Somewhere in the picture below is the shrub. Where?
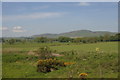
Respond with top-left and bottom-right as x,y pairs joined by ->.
37,58 -> 66,73
35,46 -> 53,59
64,62 -> 75,66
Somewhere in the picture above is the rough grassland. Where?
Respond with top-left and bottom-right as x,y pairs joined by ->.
2,42 -> 118,78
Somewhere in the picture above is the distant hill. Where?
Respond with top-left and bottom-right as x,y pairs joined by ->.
32,30 -> 116,38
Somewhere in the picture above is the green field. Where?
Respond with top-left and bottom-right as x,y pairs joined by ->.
2,42 -> 118,78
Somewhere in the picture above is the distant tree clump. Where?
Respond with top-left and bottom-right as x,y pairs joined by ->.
58,36 -> 72,42
2,33 -> 120,44
8,39 -> 16,45
35,37 -> 48,43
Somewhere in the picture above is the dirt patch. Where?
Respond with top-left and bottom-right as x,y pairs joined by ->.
28,51 -> 64,57
27,51 -> 39,56
52,53 -> 64,57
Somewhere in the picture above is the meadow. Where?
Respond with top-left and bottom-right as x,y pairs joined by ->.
2,42 -> 118,78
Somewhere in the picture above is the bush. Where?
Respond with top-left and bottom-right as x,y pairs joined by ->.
35,46 -> 53,59
37,58 -> 66,73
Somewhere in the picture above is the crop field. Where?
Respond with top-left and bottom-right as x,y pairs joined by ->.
2,42 -> 118,78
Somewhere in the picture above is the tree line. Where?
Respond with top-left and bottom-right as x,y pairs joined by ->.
1,33 -> 120,44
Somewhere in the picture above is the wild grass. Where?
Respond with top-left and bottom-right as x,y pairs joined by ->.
2,42 -> 118,78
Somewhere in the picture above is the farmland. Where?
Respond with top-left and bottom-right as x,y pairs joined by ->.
2,42 -> 118,78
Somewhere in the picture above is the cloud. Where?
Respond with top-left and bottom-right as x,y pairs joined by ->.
0,26 -> 26,33
3,12 -> 66,21
17,6 -> 50,12
12,26 -> 26,32
32,6 -> 49,10
78,2 -> 90,6
0,27 -> 8,31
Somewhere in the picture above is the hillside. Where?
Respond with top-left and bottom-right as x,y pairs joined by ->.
32,30 -> 116,38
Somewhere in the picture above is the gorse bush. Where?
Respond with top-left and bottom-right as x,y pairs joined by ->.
37,58 -> 65,73
36,47 -> 76,73
64,62 -> 75,66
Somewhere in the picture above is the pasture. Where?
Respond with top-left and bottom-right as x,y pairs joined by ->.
2,42 -> 118,78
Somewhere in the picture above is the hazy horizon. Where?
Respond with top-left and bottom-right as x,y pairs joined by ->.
1,2 -> 118,37
1,29 -> 117,38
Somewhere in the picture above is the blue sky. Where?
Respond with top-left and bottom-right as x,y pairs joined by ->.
2,2 -> 118,37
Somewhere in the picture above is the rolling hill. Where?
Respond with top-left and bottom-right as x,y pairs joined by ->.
32,30 -> 116,38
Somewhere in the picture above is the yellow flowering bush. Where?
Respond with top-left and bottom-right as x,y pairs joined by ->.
37,58 -> 65,73
64,62 -> 75,66
37,58 -> 75,73
79,73 -> 88,78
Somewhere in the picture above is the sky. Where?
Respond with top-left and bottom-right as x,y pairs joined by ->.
1,2 -> 118,37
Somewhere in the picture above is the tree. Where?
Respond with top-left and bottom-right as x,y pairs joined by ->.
1,38 -> 5,43
58,36 -> 72,42
73,37 -> 82,43
103,34 -> 111,42
8,39 -> 16,45
112,33 -> 120,41
35,37 -> 48,43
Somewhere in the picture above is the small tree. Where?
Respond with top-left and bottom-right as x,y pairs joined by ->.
8,39 -> 16,45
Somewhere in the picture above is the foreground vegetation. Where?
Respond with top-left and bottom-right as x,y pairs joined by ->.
2,42 -> 118,78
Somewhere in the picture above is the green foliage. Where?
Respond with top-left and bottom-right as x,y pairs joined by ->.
58,36 -> 72,42
2,33 -> 120,44
35,46 -> 53,59
35,37 -> 48,43
2,42 -> 118,78
3,53 -> 38,63
8,39 -> 16,45
72,38 -> 82,43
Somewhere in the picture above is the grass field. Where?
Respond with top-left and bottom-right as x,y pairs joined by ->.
2,42 -> 118,78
